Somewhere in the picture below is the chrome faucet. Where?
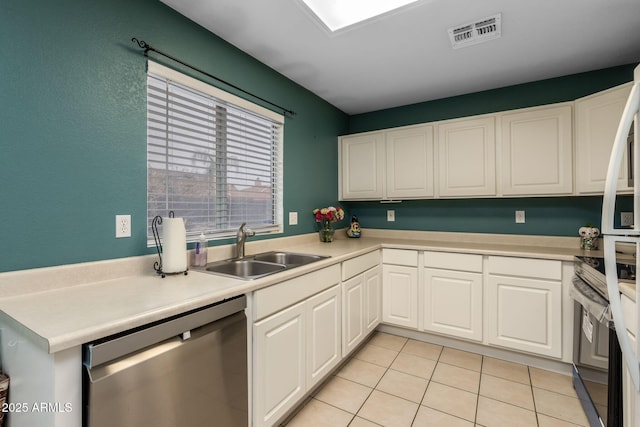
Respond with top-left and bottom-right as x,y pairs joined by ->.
235,222 -> 255,259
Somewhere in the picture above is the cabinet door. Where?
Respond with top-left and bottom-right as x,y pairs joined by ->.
386,125 -> 434,198
486,275 -> 562,358
575,83 -> 633,194
306,285 -> 341,390
500,104 -> 573,195
339,132 -> 385,200
382,264 -> 418,329
254,302 -> 305,427
364,265 -> 382,334
342,274 -> 365,356
423,268 -> 482,341
437,116 -> 496,197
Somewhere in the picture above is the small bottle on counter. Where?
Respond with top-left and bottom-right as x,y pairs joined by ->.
195,232 -> 208,266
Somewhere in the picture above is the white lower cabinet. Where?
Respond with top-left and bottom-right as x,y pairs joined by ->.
486,256 -> 563,358
343,273 -> 365,355
252,265 -> 341,427
364,265 -> 382,334
342,250 -> 382,356
306,285 -> 342,389
251,249 -> 572,426
382,249 -> 418,329
422,252 -> 483,341
254,302 -> 306,427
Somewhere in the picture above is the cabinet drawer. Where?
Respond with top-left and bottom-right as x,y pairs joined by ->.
254,264 -> 341,320
342,250 -> 381,281
382,249 -> 418,267
487,256 -> 561,281
423,251 -> 482,273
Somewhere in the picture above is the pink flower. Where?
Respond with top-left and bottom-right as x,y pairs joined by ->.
313,206 -> 345,223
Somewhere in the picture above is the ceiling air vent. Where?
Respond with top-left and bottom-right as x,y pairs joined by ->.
448,13 -> 501,49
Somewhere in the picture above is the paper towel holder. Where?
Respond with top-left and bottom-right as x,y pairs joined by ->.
152,211 -> 189,278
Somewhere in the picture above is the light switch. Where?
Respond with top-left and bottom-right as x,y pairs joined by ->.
387,210 -> 395,222
515,210 -> 525,224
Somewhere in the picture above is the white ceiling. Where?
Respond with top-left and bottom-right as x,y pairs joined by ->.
160,0 -> 640,115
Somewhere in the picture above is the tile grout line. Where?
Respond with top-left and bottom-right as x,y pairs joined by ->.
347,334 -> 406,426
475,355 -> 484,425
358,335 -> 454,426
528,365 -> 540,426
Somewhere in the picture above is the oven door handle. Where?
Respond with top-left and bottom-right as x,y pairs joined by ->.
604,235 -> 640,391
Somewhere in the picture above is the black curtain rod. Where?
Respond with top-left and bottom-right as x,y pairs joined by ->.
132,38 -> 296,117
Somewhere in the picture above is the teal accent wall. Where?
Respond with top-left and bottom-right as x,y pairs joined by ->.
0,0 -> 636,272
348,64 -> 636,133
0,0 -> 348,272
345,196 -> 633,237
343,64 -> 637,238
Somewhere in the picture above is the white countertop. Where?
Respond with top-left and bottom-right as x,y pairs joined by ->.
0,230 -> 613,354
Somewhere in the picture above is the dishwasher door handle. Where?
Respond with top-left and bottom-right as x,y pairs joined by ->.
84,295 -> 246,368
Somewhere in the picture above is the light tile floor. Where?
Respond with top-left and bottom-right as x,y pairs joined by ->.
283,332 -> 595,427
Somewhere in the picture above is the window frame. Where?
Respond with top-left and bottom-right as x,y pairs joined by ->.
146,61 -> 284,245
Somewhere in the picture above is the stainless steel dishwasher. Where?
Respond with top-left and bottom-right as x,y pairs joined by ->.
83,295 -> 247,427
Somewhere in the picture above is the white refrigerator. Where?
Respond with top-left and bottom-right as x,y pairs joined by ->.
602,63 -> 640,424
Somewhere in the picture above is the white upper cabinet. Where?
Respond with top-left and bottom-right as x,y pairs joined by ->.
575,83 -> 633,194
500,103 -> 573,196
339,81 -> 634,200
386,125 -> 434,198
339,132 -> 385,200
339,125 -> 434,200
437,116 -> 496,197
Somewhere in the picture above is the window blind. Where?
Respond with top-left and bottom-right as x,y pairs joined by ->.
146,61 -> 284,244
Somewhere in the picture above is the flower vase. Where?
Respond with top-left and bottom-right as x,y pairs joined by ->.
319,220 -> 335,242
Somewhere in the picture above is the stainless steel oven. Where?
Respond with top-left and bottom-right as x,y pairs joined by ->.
572,256 -> 623,427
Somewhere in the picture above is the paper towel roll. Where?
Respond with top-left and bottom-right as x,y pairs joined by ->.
162,217 -> 187,273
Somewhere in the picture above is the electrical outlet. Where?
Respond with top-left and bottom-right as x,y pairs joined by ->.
621,212 -> 634,227
515,210 -> 525,224
387,210 -> 395,222
289,211 -> 298,226
116,215 -> 131,238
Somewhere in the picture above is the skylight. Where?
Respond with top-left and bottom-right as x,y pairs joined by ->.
301,0 -> 420,32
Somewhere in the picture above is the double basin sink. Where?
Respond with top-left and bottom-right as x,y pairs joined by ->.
198,251 -> 329,280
